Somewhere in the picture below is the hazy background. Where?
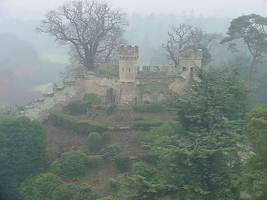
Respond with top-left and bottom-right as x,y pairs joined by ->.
1,0 -> 266,20
0,0 -> 267,106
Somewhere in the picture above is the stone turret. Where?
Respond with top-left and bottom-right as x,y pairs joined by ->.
179,49 -> 202,77
118,46 -> 139,83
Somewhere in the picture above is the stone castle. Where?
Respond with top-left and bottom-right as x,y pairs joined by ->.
23,46 -> 202,121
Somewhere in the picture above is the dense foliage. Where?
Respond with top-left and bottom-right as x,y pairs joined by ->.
0,116 -> 47,200
237,105 -> 267,199
221,14 -> 267,86
19,173 -> 62,200
88,132 -> 103,152
67,99 -> 92,115
114,153 -> 131,172
118,67 -> 250,199
49,111 -> 107,134
19,173 -> 97,200
58,150 -> 88,180
133,102 -> 163,113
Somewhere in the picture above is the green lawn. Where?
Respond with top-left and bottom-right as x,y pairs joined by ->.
40,53 -> 69,64
31,83 -> 53,92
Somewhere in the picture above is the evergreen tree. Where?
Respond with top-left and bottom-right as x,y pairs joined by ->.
0,116 -> 47,200
237,105 -> 267,199
155,67 -> 249,199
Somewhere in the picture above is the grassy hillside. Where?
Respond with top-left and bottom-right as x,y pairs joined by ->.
43,103 -> 175,199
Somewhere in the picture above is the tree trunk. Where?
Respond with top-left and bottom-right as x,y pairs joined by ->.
248,55 -> 257,87
84,46 -> 95,71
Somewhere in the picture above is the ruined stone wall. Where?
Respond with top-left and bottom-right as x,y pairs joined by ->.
23,75 -> 85,121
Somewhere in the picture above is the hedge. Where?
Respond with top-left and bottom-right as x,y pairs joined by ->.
83,93 -> 102,104
132,102 -> 163,113
49,111 -> 107,134
67,100 -> 92,115
131,120 -> 164,130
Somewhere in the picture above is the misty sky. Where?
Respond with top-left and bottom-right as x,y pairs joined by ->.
1,0 -> 266,20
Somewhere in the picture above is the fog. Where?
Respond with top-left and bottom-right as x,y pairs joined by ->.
0,0 -> 267,106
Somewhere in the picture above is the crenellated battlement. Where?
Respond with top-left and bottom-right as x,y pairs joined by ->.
179,49 -> 203,60
117,45 -> 139,59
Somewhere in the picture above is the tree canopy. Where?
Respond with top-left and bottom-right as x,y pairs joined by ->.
117,67 -> 250,199
0,116 -> 47,200
221,14 -> 267,86
37,0 -> 128,71
237,105 -> 267,199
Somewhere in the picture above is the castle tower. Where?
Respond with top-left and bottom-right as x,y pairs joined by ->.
118,46 -> 139,83
179,49 -> 202,77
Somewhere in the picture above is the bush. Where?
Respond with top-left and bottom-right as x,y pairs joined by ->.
49,111 -> 108,134
138,152 -> 160,165
59,150 -> 88,180
52,184 -> 96,200
102,144 -> 121,156
88,132 -> 102,152
75,120 -> 107,135
67,100 -> 92,115
133,102 -> 163,113
106,104 -> 117,115
87,155 -> 102,168
19,173 -> 62,200
133,162 -> 157,180
131,131 -> 145,143
132,120 -> 164,130
83,93 -> 102,104
114,153 -> 131,172
102,132 -> 111,143
109,178 -> 119,190
50,160 -> 62,174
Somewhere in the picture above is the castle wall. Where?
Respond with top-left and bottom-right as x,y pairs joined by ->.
23,75 -> 85,121
23,46 -> 202,121
84,72 -> 121,104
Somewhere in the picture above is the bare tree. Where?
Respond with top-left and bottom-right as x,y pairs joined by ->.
163,23 -> 215,67
36,0 -> 128,71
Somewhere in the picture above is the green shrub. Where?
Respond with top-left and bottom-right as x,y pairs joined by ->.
131,131 -> 145,142
133,102 -> 163,113
59,150 -> 88,180
132,120 -> 164,130
138,152 -> 160,165
134,116 -> 145,121
50,160 -> 62,174
114,153 -> 130,172
106,104 -> 117,115
102,144 -> 121,156
75,120 -> 107,135
102,152 -> 111,161
67,100 -> 92,115
87,155 -> 102,168
49,111 -> 78,130
49,111 -> 107,134
102,132 -> 111,143
52,184 -> 96,200
109,178 -> 119,190
133,162 -> 157,180
88,132 -> 102,152
83,93 -> 101,104
19,173 -> 62,200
